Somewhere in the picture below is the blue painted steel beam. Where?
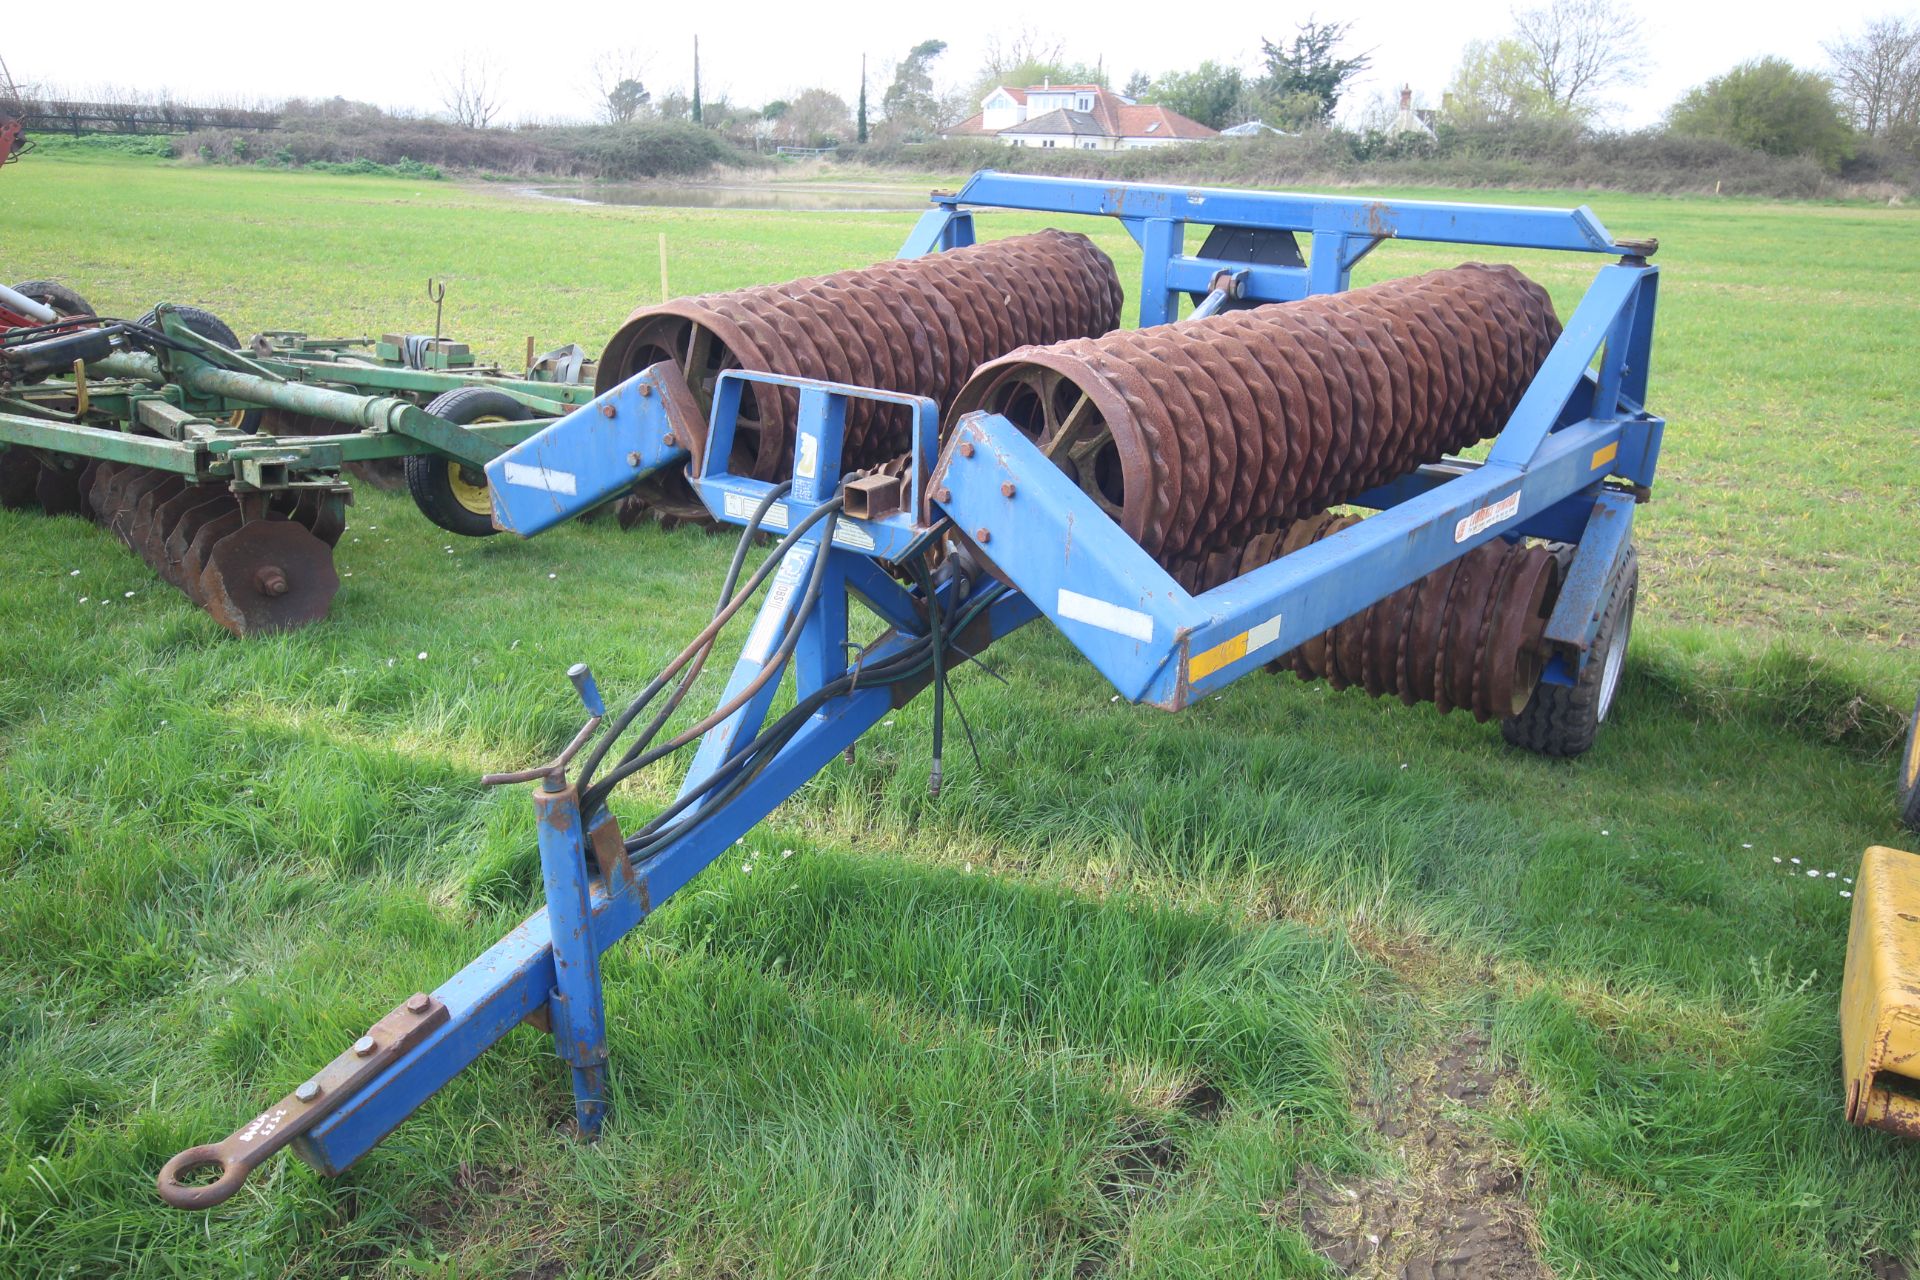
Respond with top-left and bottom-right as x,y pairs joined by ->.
939,171 -> 1624,254
534,782 -> 608,1136
484,361 -> 692,537
292,589 -> 1035,1178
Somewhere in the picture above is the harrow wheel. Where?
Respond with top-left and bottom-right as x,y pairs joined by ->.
403,386 -> 521,537
12,280 -> 94,320
1501,545 -> 1637,758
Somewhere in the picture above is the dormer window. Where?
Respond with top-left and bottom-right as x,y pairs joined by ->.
1077,95 -> 1091,111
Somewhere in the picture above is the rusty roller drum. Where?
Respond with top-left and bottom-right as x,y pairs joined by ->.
1175,512 -> 1563,722
952,263 -> 1561,564
80,460 -> 345,636
596,230 -> 1123,522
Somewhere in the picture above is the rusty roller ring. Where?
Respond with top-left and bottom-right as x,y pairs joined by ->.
956,264 -> 1560,562
598,230 -> 1123,512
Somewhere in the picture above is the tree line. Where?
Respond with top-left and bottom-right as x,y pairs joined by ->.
558,5 -> 1918,173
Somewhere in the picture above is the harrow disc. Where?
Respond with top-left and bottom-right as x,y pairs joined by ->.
198,519 -> 339,636
33,459 -> 88,517
0,448 -> 39,509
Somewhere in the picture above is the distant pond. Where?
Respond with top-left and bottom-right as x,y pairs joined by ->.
516,182 -> 932,212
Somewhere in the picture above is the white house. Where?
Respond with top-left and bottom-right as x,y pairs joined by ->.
946,83 -> 1218,151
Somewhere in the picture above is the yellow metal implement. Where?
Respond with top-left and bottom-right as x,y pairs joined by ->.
1841,846 -> 1920,1138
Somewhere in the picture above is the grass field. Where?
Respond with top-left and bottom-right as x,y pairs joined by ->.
1,151 -> 1917,1279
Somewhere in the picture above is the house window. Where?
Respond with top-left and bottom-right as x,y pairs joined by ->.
1077,95 -> 1091,110
1042,139 -> 1055,148
1081,141 -> 1096,149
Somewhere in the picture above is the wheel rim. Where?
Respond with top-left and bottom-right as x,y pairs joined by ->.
1596,597 -> 1632,722
446,413 -> 506,517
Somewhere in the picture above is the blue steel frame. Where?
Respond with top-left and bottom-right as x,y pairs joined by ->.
234,176 -> 1661,1192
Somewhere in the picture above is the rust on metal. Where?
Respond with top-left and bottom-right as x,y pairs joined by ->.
1174,511 -> 1563,721
79,460 -> 348,636
156,994 -> 449,1209
952,263 -> 1562,564
596,230 -> 1122,527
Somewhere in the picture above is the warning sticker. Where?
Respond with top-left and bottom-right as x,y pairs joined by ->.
722,491 -> 790,528
1454,491 -> 1520,543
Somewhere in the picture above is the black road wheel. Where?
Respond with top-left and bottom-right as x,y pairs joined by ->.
1501,545 -> 1638,759
139,305 -> 263,433
11,279 -> 94,320
1900,688 -> 1920,834
404,386 -> 524,538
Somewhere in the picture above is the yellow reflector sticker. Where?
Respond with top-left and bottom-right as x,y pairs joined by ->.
1590,441 -> 1619,471
1189,614 -> 1283,682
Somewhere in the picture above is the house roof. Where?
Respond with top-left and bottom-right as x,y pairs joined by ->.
943,84 -> 1219,143
1004,108 -> 1112,138
984,86 -> 1028,104
1111,103 -> 1217,140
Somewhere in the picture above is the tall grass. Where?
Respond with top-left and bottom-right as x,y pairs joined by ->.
1,154 -> 1917,1277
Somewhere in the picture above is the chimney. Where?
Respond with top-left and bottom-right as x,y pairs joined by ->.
1399,85 -> 1413,110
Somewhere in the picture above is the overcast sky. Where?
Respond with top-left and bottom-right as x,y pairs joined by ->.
8,0 -> 1900,130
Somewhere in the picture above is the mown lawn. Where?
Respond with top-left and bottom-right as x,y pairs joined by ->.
1,151 -> 1917,1279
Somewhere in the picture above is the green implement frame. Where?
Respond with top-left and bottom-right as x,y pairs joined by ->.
0,305 -> 601,635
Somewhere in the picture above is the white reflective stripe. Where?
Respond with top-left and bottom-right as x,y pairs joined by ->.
1057,589 -> 1154,642
1246,613 -> 1284,652
501,461 -> 577,495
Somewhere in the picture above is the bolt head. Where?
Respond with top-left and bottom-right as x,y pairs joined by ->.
639,384 -> 653,397
1000,482 -> 1017,498
957,440 -> 975,458
933,487 -> 951,504
973,527 -> 992,544
600,404 -> 617,418
406,992 -> 432,1015
626,451 -> 642,467
294,1080 -> 321,1103
663,432 -> 677,447
353,1035 -> 377,1057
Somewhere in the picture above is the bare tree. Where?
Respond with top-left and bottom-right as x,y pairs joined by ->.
1825,15 -> 1920,135
980,26 -> 1068,81
439,52 -> 503,129
588,49 -> 652,124
1509,0 -> 1647,118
